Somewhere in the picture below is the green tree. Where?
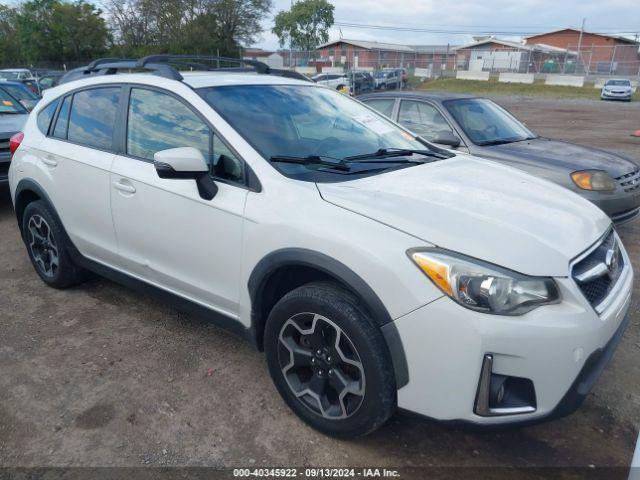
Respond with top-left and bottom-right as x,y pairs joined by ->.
272,0 -> 334,52
14,0 -> 108,64
0,5 -> 21,65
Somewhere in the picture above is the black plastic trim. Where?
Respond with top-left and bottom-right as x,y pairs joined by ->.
248,248 -> 409,388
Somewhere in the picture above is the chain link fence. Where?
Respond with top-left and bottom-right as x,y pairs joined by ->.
282,43 -> 640,81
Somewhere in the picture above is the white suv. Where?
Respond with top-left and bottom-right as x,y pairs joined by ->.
8,57 -> 633,438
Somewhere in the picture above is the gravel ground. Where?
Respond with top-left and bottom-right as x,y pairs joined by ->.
0,96 -> 639,472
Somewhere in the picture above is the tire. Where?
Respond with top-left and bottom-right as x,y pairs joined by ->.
264,282 -> 396,438
22,200 -> 88,289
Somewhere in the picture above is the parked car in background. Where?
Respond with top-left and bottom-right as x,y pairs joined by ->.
601,79 -> 634,102
348,71 -> 374,94
360,91 -> 640,224
0,68 -> 35,81
37,72 -> 65,91
312,73 -> 349,91
0,88 -> 29,182
373,69 -> 402,90
0,69 -> 40,95
8,56 -> 634,438
0,81 -> 41,111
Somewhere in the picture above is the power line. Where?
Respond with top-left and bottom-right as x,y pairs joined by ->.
333,21 -> 640,37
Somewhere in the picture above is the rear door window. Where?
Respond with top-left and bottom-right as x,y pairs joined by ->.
68,87 -> 120,150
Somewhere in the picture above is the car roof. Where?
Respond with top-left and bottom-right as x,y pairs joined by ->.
40,71 -> 316,99
358,91 -> 479,103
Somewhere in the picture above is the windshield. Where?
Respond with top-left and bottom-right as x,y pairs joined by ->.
197,84 -> 435,182
444,98 -> 535,146
605,80 -> 630,86
0,89 -> 26,114
374,72 -> 387,78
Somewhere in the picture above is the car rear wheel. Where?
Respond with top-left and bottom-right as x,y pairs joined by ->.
22,201 -> 88,288
264,282 -> 396,438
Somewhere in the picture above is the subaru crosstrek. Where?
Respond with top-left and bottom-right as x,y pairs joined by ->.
8,58 -> 633,437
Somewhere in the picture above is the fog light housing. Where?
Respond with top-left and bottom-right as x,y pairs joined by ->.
475,354 -> 537,416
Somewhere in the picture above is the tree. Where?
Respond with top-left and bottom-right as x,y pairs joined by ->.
272,0 -> 334,52
210,0 -> 272,55
105,0 -> 271,58
13,0 -> 109,64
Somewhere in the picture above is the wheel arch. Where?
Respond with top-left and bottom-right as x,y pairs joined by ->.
248,248 -> 409,388
14,179 -> 57,238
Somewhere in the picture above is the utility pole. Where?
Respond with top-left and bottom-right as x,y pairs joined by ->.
577,18 -> 585,73
289,0 -> 294,69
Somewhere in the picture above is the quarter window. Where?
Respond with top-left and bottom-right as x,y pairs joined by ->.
37,99 -> 59,135
67,87 -> 120,150
52,95 -> 71,139
398,100 -> 453,141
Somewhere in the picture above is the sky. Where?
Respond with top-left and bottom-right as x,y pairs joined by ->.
254,0 -> 640,50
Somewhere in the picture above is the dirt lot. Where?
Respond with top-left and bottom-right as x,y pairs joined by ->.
0,96 -> 639,472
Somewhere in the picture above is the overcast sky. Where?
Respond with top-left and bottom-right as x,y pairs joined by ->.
254,0 -> 640,50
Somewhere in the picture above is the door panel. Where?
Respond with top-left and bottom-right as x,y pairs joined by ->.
40,87 -> 121,263
41,138 -> 117,262
110,157 -> 247,316
109,87 -> 248,317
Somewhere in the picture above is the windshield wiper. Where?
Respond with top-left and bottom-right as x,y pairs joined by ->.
479,136 -> 537,146
344,147 -> 448,161
269,155 -> 351,171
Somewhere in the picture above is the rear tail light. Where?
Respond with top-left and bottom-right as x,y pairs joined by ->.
9,132 -> 24,157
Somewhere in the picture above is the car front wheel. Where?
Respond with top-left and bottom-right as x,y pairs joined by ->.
264,282 -> 396,438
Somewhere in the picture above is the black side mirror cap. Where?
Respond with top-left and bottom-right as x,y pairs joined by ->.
432,132 -> 461,148
154,161 -> 218,200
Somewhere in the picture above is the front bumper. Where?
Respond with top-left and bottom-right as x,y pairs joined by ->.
393,248 -> 633,425
601,90 -> 632,100
582,189 -> 640,225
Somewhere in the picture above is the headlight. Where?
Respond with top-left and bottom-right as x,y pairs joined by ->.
571,170 -> 616,191
408,249 -> 559,315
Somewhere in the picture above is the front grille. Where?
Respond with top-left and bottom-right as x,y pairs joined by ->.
572,230 -> 624,308
616,168 -> 640,193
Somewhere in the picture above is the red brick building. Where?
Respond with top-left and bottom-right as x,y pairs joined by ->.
315,39 -> 455,70
524,29 -> 640,75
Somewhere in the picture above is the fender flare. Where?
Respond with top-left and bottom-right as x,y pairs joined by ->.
248,248 -> 409,388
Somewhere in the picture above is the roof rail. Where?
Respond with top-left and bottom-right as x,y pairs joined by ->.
137,54 -> 272,74
86,57 -> 135,70
58,54 -> 312,86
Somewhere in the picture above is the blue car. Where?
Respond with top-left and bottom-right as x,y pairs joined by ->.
0,80 -> 41,111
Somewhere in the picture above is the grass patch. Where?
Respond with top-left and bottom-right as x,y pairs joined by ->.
412,78 -> 640,101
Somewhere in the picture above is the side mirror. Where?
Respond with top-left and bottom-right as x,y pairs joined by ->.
432,131 -> 461,148
153,147 -> 218,200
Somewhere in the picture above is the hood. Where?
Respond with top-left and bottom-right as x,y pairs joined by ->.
0,113 -> 28,137
317,156 -> 611,277
476,138 -> 638,177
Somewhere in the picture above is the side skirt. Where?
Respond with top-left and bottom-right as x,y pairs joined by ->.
66,246 -> 259,349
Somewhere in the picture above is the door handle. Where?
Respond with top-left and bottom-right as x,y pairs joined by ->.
41,156 -> 57,167
113,180 -> 136,194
